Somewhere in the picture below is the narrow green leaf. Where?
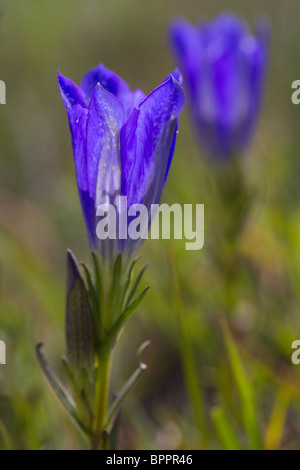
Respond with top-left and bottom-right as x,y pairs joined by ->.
211,406 -> 243,450
108,254 -> 123,320
265,389 -> 290,450
220,316 -> 262,449
120,256 -> 140,309
109,408 -> 121,451
62,356 -> 93,423
91,251 -> 103,306
105,341 -> 150,430
125,263 -> 149,307
103,286 -> 150,353
36,342 -> 91,436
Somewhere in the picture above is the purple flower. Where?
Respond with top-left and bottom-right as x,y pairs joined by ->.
58,64 -> 184,262
170,13 -> 269,160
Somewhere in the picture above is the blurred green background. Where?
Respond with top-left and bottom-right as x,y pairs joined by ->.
1,0 -> 300,450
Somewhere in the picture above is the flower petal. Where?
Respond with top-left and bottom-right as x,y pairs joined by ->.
120,73 -> 184,210
170,14 -> 269,160
204,13 -> 248,50
87,83 -> 124,213
58,73 -> 124,247
81,63 -> 131,100
164,119 -> 178,183
63,104 -> 97,246
237,21 -> 269,149
58,72 -> 87,110
81,63 -> 145,121
86,85 -> 125,261
170,20 -> 202,100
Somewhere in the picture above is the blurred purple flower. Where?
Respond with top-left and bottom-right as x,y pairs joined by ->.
58,64 -> 184,261
170,13 -> 269,160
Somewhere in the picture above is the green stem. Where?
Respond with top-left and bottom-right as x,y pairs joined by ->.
91,352 -> 112,449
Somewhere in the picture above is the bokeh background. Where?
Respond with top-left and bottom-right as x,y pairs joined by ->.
1,0 -> 300,449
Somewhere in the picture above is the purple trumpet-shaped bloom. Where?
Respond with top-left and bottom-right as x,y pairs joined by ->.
170,13 -> 269,160
58,64 -> 184,262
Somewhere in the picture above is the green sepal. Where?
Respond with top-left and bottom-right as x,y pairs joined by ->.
107,254 -> 123,324
91,251 -> 103,307
120,256 -> 140,308
125,262 -> 149,308
103,285 -> 150,354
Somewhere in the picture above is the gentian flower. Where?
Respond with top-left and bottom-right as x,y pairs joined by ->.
170,13 -> 269,160
58,64 -> 184,263
38,64 -> 184,446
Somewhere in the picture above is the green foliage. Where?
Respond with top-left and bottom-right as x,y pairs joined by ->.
36,250 -> 149,448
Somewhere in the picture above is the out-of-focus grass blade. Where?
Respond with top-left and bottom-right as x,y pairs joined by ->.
169,250 -> 206,439
265,389 -> 290,450
0,419 -> 13,450
220,316 -> 262,449
211,406 -> 243,450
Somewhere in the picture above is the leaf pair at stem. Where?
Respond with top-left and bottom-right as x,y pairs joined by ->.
36,249 -> 150,449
